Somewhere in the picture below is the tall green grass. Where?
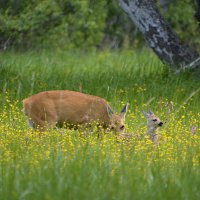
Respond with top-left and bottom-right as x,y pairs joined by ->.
0,49 -> 199,108
0,49 -> 200,200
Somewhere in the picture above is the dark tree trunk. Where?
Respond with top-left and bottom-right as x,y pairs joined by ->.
119,0 -> 200,72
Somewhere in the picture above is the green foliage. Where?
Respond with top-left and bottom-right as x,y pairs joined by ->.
101,0 -> 139,49
159,0 -> 200,48
0,0 -> 106,49
0,0 -> 199,50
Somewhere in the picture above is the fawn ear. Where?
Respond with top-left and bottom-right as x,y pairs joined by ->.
120,103 -> 129,118
149,110 -> 154,115
106,104 -> 114,118
142,110 -> 150,118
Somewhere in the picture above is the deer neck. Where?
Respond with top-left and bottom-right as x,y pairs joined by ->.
146,127 -> 159,143
146,127 -> 157,136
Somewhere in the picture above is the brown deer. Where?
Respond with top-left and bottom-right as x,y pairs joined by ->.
23,90 -> 128,133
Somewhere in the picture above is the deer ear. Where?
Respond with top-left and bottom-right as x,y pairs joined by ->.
142,110 -> 150,118
149,110 -> 154,115
120,103 -> 129,118
106,104 -> 114,118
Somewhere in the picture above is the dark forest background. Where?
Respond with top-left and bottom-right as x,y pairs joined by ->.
0,0 -> 199,51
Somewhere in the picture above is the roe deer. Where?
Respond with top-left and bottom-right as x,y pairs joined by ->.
23,90 -> 128,133
142,110 -> 163,144
119,110 -> 163,144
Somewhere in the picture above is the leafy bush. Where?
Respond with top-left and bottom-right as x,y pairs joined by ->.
0,0 -> 106,49
159,0 -> 200,48
0,0 -> 199,50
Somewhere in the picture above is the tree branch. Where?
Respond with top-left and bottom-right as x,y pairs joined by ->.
176,57 -> 200,73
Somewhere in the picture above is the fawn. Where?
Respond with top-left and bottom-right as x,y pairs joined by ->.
119,110 -> 163,144
142,110 -> 163,143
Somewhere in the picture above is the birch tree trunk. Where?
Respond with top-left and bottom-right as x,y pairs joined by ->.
119,0 -> 200,72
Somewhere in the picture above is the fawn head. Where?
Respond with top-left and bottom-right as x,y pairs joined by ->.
142,110 -> 163,130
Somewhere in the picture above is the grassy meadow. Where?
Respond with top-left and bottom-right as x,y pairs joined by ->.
0,49 -> 200,200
